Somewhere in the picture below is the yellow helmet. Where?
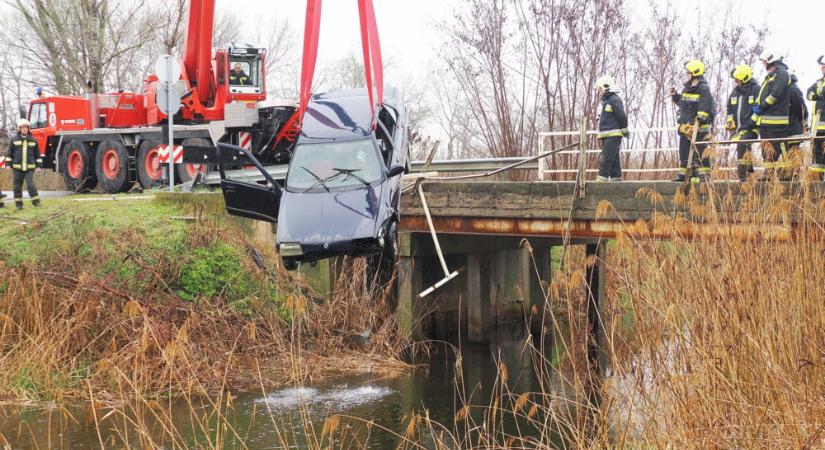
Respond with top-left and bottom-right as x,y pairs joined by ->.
730,64 -> 753,83
685,60 -> 705,77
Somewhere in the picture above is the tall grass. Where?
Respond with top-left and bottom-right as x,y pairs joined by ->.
390,178 -> 825,448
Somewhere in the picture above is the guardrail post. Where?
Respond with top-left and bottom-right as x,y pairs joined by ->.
577,118 -> 587,197
537,137 -> 545,181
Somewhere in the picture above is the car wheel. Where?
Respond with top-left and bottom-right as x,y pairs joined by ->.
61,140 -> 97,192
283,257 -> 299,271
96,139 -> 132,193
137,139 -> 163,188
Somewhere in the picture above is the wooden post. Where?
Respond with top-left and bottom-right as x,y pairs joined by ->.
585,242 -> 606,375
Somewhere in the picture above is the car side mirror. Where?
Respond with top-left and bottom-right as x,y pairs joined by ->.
388,165 -> 405,178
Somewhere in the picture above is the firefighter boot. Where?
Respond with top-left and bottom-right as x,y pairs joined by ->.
15,201 -> 23,211
32,198 -> 41,207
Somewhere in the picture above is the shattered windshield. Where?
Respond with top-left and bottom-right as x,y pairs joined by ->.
286,139 -> 383,192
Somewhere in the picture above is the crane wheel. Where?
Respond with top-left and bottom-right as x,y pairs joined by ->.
177,138 -> 210,184
96,140 -> 132,194
137,140 -> 164,188
61,140 -> 97,192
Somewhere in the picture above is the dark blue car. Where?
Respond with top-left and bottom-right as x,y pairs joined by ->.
217,87 -> 408,271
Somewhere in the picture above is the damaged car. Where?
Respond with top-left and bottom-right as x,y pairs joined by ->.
217,87 -> 408,271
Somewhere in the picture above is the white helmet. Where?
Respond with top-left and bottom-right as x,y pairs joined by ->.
760,50 -> 783,65
16,118 -> 30,129
594,75 -> 615,92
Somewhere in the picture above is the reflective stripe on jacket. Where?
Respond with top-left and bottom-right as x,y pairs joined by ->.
726,79 -> 760,132
597,92 -> 628,139
807,76 -> 825,131
753,62 -> 791,127
6,134 -> 41,171
672,76 -> 715,130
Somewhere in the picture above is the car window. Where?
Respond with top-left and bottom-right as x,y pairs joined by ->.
378,106 -> 397,136
286,139 -> 384,192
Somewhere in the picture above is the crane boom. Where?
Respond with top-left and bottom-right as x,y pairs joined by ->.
182,0 -> 216,105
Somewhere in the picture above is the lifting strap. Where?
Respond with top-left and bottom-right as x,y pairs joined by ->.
275,0 -> 384,146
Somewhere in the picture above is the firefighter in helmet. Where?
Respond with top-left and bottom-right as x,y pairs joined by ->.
726,64 -> 761,181
808,55 -> 825,179
229,62 -> 252,86
670,59 -> 715,183
752,50 -> 792,179
594,75 -> 628,181
6,118 -> 41,210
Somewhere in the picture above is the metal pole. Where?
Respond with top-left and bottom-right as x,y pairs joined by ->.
166,58 -> 175,192
417,182 -> 459,298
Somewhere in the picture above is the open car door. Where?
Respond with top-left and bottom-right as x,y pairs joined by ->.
215,143 -> 282,223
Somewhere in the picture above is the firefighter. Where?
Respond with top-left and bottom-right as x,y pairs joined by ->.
786,72 -> 809,178
6,118 -> 41,210
726,64 -> 761,181
752,51 -> 791,179
595,75 -> 628,181
35,87 -> 44,98
229,63 -> 252,86
670,59 -> 714,183
808,55 -> 825,179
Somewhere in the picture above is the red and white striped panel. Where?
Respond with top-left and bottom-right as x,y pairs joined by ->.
239,132 -> 252,150
0,156 -> 5,169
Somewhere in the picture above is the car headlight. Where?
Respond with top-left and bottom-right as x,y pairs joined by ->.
279,242 -> 303,257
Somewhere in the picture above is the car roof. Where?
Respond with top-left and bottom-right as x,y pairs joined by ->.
298,87 -> 399,144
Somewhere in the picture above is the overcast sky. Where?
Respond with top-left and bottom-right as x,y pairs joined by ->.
226,0 -> 823,88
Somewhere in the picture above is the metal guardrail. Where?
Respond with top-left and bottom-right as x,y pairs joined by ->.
537,127 -> 821,180
203,157 -> 538,185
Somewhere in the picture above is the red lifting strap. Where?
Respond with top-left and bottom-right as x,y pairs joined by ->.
276,0 -> 383,145
276,0 -> 322,146
358,0 -> 383,124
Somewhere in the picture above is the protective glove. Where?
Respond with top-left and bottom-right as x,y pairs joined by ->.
725,117 -> 737,132
752,105 -> 762,116
622,129 -> 630,139
678,123 -> 694,137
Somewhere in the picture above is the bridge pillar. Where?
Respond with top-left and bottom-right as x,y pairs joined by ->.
397,233 -> 424,340
466,252 -> 491,342
528,246 -> 553,336
585,242 -> 607,375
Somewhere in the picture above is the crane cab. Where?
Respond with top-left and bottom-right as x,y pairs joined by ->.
216,45 -> 267,103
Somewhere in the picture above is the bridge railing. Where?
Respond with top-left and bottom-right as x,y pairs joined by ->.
536,127 -> 817,181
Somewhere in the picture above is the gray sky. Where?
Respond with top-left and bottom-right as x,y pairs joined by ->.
227,0 -> 822,88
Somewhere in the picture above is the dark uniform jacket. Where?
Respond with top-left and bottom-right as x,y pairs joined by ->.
597,91 -> 628,139
726,79 -> 761,134
6,133 -> 41,171
808,76 -> 825,133
788,75 -> 809,137
754,61 -> 791,127
229,70 -> 252,86
672,76 -> 715,131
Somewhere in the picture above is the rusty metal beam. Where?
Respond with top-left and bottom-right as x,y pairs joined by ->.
400,214 -> 794,241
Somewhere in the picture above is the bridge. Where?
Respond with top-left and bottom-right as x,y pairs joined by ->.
394,179 -> 821,346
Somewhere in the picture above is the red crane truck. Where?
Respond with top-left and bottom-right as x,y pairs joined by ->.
25,0 -> 295,193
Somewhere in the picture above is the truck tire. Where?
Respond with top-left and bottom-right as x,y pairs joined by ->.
137,140 -> 164,188
177,138 -> 210,184
61,140 -> 96,192
96,140 -> 132,193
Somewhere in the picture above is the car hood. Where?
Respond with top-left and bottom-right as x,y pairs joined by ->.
277,184 -> 383,246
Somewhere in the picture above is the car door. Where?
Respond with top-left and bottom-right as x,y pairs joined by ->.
216,143 -> 282,223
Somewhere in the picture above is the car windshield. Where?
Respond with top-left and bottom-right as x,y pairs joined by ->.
286,139 -> 383,192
